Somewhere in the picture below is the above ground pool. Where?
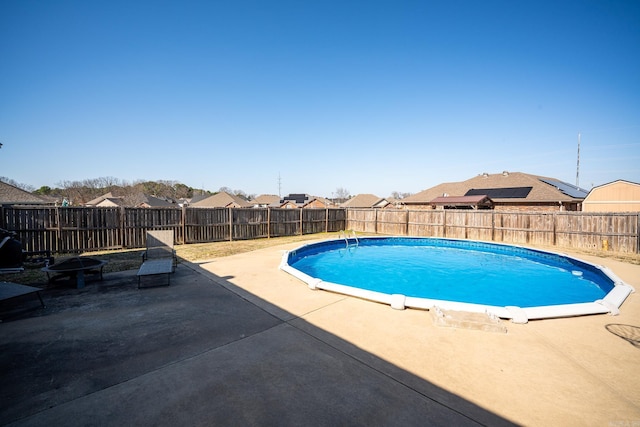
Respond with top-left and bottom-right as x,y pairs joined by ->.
280,237 -> 634,323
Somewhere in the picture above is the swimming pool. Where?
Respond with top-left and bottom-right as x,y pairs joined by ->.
280,237 -> 634,323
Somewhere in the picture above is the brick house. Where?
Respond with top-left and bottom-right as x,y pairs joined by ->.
401,171 -> 587,211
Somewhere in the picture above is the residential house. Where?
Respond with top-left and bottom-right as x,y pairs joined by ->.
136,195 -> 175,208
341,194 -> 390,209
0,181 -> 49,206
277,194 -> 331,209
304,196 -> 331,209
85,192 -> 175,208
428,195 -> 494,210
402,171 -> 587,211
582,180 -> 640,212
250,194 -> 281,208
85,192 -> 126,207
190,191 -> 252,208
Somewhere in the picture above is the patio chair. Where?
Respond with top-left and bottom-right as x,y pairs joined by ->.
137,230 -> 177,288
1,281 -> 45,320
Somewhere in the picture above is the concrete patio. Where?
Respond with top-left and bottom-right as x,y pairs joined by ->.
1,239 -> 639,426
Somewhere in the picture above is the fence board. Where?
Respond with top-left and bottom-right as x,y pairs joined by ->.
2,206 -> 637,255
184,207 -> 230,243
233,208 -> 269,240
269,209 -> 300,237
347,209 -> 639,255
408,210 -> 444,237
376,210 -> 407,235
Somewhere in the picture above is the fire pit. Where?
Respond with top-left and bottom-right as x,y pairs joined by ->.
42,257 -> 107,289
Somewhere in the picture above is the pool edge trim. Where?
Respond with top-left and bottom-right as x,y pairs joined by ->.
279,237 -> 635,323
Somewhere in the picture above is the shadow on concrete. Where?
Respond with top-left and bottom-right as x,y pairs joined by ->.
0,255 -> 517,426
606,323 -> 640,349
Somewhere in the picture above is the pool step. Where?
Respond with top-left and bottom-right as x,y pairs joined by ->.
430,306 -> 507,333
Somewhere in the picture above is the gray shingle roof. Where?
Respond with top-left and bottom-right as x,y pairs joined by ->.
403,172 -> 586,204
0,181 -> 47,205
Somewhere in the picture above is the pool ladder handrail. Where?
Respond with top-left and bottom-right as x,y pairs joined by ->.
339,229 -> 359,247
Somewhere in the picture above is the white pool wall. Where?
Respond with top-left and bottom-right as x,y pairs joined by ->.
280,237 -> 635,323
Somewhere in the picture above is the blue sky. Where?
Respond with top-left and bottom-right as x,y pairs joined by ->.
1,0 -> 639,198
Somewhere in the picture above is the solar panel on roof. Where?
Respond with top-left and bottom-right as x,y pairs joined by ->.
539,178 -> 588,199
465,187 -> 532,199
283,194 -> 308,204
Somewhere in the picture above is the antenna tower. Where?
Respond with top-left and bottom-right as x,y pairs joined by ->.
576,132 -> 580,187
278,173 -> 282,197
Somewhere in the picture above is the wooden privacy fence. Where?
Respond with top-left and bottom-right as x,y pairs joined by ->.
347,209 -> 640,254
4,206 -> 638,255
0,206 -> 347,254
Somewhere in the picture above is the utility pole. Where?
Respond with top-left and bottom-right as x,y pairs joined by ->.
576,132 -> 580,187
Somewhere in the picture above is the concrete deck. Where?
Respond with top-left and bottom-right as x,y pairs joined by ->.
1,239 -> 638,426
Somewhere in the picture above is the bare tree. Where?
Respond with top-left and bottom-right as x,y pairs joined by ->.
0,177 -> 35,192
335,187 -> 350,203
390,191 -> 412,200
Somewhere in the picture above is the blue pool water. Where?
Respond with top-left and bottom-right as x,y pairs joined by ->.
287,237 -> 615,308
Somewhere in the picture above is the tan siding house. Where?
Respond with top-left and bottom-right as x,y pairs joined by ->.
582,180 -> 640,212
191,192 -> 252,208
342,194 -> 390,209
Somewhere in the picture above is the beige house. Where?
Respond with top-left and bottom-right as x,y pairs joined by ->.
582,180 -> 640,212
341,194 -> 390,209
250,194 -> 281,208
85,192 -> 174,208
190,191 -> 252,208
402,171 -> 587,211
85,192 -> 126,207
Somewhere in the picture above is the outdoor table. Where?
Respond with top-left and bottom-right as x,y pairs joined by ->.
42,257 -> 107,289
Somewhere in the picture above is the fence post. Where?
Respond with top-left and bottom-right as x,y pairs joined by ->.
181,205 -> 186,244
299,208 -> 303,235
491,211 -> 495,242
119,206 -> 125,249
442,210 -> 447,238
267,208 -> 271,239
552,212 -> 557,247
323,208 -> 328,232
405,210 -> 409,236
375,209 -> 378,234
56,206 -> 62,252
229,207 -> 233,241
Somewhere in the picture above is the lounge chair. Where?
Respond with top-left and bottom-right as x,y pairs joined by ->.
137,230 -> 177,288
1,281 -> 45,320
